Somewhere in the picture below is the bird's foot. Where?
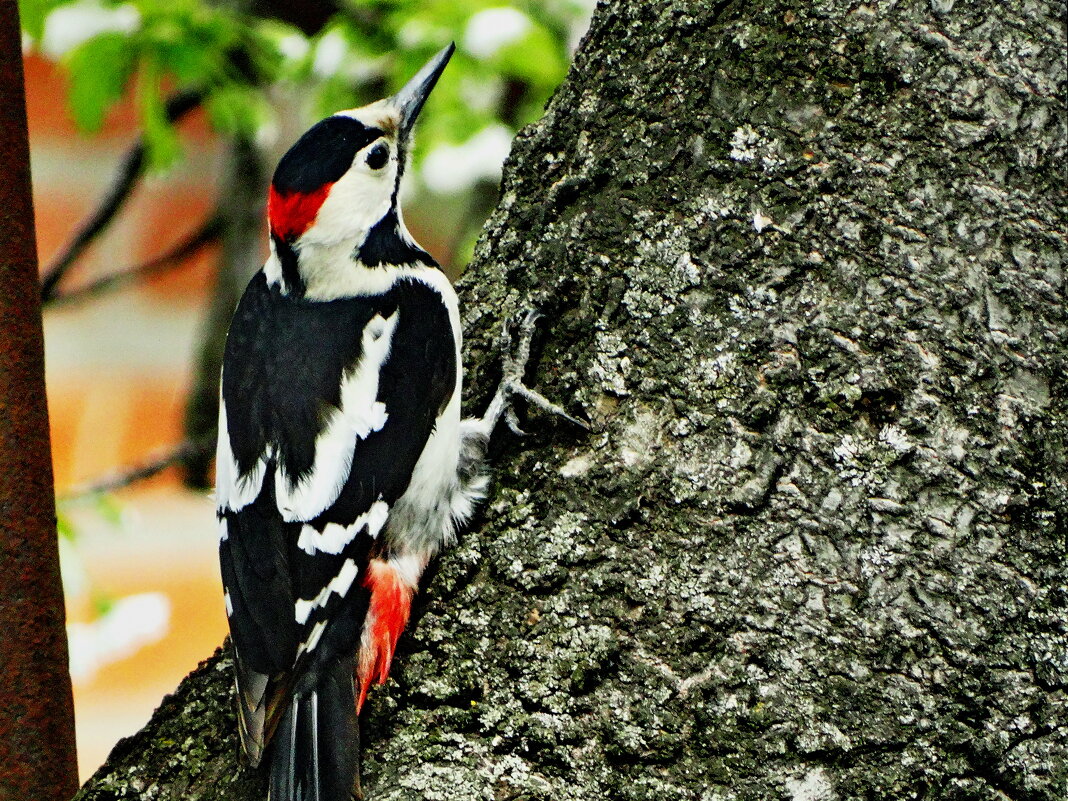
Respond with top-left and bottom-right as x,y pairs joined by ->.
478,308 -> 588,436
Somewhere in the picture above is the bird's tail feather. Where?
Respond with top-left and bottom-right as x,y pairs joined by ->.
269,656 -> 360,801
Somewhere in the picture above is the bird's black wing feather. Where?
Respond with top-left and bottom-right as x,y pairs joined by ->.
288,276 -> 456,692
217,272 -> 456,760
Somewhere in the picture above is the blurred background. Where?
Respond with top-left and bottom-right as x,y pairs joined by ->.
20,0 -> 593,780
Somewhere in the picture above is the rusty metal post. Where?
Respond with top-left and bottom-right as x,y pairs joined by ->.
0,2 -> 80,798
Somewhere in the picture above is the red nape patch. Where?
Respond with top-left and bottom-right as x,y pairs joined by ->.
267,183 -> 332,242
356,559 -> 415,713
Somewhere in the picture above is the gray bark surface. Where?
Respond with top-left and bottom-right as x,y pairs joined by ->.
76,1 -> 1066,799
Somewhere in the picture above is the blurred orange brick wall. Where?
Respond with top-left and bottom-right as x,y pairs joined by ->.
25,51 -> 230,781
26,52 -> 222,491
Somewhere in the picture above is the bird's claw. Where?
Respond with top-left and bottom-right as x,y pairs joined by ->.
504,407 -> 526,437
496,308 -> 542,376
479,308 -> 588,435
507,378 -> 590,431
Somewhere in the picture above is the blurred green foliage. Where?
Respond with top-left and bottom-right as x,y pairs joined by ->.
20,0 -> 591,170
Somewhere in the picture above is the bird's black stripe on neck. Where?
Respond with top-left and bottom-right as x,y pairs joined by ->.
355,140 -> 435,268
356,208 -> 435,267
392,143 -> 406,204
272,233 -> 306,297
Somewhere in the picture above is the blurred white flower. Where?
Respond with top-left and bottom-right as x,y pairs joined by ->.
278,33 -> 311,64
460,75 -> 504,114
313,30 -> 348,78
256,117 -> 281,150
68,592 -> 171,684
398,20 -> 444,50
421,125 -> 514,194
42,1 -> 139,59
463,8 -> 532,60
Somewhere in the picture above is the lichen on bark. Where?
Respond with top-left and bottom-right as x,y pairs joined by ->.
77,1 -> 1066,799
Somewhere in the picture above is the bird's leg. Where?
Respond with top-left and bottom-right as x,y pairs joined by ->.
476,309 -> 588,437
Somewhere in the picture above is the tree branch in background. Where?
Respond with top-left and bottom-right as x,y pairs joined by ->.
182,136 -> 268,488
60,438 -> 215,500
45,211 -> 225,308
38,91 -> 203,303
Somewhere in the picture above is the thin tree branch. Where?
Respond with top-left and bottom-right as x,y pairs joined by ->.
60,437 -> 214,501
45,211 -> 225,308
39,90 -> 203,303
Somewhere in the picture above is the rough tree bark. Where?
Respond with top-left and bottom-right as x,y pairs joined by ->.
76,1 -> 1066,799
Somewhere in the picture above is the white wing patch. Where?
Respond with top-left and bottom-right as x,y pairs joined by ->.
276,311 -> 399,522
296,499 -> 390,556
302,620 -> 327,653
294,558 -> 360,629
387,390 -> 464,555
275,410 -> 357,522
340,311 -> 397,436
216,402 -> 268,513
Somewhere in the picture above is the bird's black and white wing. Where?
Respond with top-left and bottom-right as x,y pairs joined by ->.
216,269 -> 458,766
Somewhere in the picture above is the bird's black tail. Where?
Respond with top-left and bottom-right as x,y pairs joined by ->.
269,656 -> 360,801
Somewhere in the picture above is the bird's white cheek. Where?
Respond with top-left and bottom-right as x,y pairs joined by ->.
303,167 -> 394,246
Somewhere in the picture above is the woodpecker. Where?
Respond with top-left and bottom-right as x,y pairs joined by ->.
216,40 -> 586,799
215,43 -> 486,801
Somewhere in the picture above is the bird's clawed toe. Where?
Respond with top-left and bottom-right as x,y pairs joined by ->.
478,307 -> 589,435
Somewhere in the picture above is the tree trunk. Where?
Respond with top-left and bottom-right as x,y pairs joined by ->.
0,2 -> 79,798
75,1 -> 1067,799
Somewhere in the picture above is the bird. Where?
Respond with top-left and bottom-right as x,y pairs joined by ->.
215,40 -> 588,800
215,43 -> 488,801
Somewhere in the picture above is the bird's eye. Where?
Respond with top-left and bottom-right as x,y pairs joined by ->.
366,142 -> 389,170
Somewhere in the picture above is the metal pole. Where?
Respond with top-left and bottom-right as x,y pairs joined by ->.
0,2 -> 80,798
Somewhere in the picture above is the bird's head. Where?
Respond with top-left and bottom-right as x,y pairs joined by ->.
266,43 -> 454,270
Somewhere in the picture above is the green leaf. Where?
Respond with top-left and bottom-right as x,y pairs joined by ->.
56,510 -> 77,542
154,37 -> 224,86
493,21 -> 567,88
312,74 -> 364,121
250,19 -> 306,83
205,84 -> 270,140
93,492 -> 124,526
142,111 -> 181,170
141,5 -> 238,86
18,0 -> 70,43
139,62 -> 182,170
64,32 -> 137,132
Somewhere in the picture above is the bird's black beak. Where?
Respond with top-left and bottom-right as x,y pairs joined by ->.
392,43 -> 455,141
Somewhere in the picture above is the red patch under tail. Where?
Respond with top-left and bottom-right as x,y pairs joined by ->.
356,558 -> 416,713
